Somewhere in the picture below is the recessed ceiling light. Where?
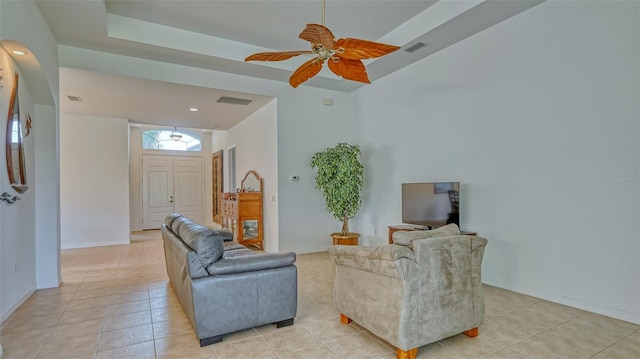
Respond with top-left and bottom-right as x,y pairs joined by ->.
12,50 -> 27,56
189,108 -> 198,112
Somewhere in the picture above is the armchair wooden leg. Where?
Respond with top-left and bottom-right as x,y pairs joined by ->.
463,327 -> 479,337
340,313 -> 352,324
396,347 -> 418,359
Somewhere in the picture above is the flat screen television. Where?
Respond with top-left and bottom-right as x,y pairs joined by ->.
402,182 -> 460,228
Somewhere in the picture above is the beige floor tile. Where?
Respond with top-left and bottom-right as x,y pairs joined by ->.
96,341 -> 156,359
148,279 -> 170,289
221,328 -> 259,343
155,332 -> 216,359
78,279 -> 115,291
438,332 -> 505,358
98,323 -> 154,351
262,326 -> 323,355
111,283 -> 149,295
212,336 -> 276,359
103,310 -> 153,332
152,315 -> 194,339
277,344 -> 341,359
0,327 -> 52,350
37,333 -> 100,359
0,344 -> 42,359
149,295 -> 180,310
592,330 -> 640,358
303,318 -> 362,343
108,290 -> 150,305
71,287 -> 113,300
482,347 -> 532,359
4,233 -> 636,359
106,299 -> 151,317
57,306 -> 107,325
509,331 -> 592,359
47,318 -> 104,342
326,332 -> 393,359
148,287 -> 172,299
151,303 -> 187,323
2,311 -> 62,333
66,296 -> 110,311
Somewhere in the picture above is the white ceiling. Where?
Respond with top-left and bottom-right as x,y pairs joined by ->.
35,0 -> 544,129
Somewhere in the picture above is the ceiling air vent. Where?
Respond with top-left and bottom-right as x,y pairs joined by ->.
217,96 -> 252,106
67,95 -> 82,102
404,42 -> 427,53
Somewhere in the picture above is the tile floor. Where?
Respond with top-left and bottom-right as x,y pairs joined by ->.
1,230 -> 639,358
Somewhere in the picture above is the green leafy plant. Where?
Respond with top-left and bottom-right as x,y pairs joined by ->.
311,143 -> 364,235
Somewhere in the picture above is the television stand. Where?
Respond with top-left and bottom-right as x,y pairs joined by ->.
388,225 -> 477,244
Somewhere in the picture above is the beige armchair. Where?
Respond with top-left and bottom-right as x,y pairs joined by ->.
328,224 -> 487,359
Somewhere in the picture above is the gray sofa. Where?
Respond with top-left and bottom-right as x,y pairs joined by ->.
161,213 -> 297,346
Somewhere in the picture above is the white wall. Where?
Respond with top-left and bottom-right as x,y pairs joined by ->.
35,104 -> 60,288
353,1 -> 639,324
0,0 -> 61,323
60,115 -> 130,248
0,49 -> 37,322
226,99 -> 279,252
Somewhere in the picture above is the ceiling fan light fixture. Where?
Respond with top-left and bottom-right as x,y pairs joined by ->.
244,0 -> 399,88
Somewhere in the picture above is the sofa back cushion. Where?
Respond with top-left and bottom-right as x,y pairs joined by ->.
164,214 -> 225,269
165,213 -> 183,228
393,223 -> 461,247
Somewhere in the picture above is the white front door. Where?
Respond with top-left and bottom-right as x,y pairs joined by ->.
173,157 -> 203,223
142,155 -> 203,229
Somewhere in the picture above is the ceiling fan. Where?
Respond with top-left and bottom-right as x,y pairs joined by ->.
245,0 -> 400,88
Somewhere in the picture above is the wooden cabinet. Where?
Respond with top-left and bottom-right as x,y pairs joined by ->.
221,171 -> 264,249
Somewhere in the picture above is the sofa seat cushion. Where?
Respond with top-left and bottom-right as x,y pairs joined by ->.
178,222 -> 224,268
393,223 -> 461,247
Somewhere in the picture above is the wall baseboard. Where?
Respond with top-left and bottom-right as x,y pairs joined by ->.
61,240 -> 130,250
0,287 -> 36,325
484,279 -> 640,325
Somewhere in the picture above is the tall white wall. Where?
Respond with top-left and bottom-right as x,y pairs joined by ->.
226,99 -> 279,252
0,0 -> 60,322
0,49 -> 37,322
353,1 -> 639,324
60,115 -> 130,248
35,104 -> 60,288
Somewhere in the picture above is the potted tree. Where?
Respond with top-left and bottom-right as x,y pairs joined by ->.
311,143 -> 364,245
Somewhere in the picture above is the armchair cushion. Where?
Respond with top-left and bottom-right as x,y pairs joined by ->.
393,223 -> 461,247
328,245 -> 416,280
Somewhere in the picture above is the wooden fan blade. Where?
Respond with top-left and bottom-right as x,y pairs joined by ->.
289,57 -> 324,88
299,23 -> 336,49
245,51 -> 313,62
327,58 -> 370,84
334,38 -> 400,60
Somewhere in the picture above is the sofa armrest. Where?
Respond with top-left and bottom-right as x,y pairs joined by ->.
206,252 -> 296,275
328,245 -> 416,280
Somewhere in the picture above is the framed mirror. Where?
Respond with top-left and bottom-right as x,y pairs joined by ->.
5,72 -> 28,194
241,170 -> 262,192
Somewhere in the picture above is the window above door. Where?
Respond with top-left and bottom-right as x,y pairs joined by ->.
142,128 -> 202,152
